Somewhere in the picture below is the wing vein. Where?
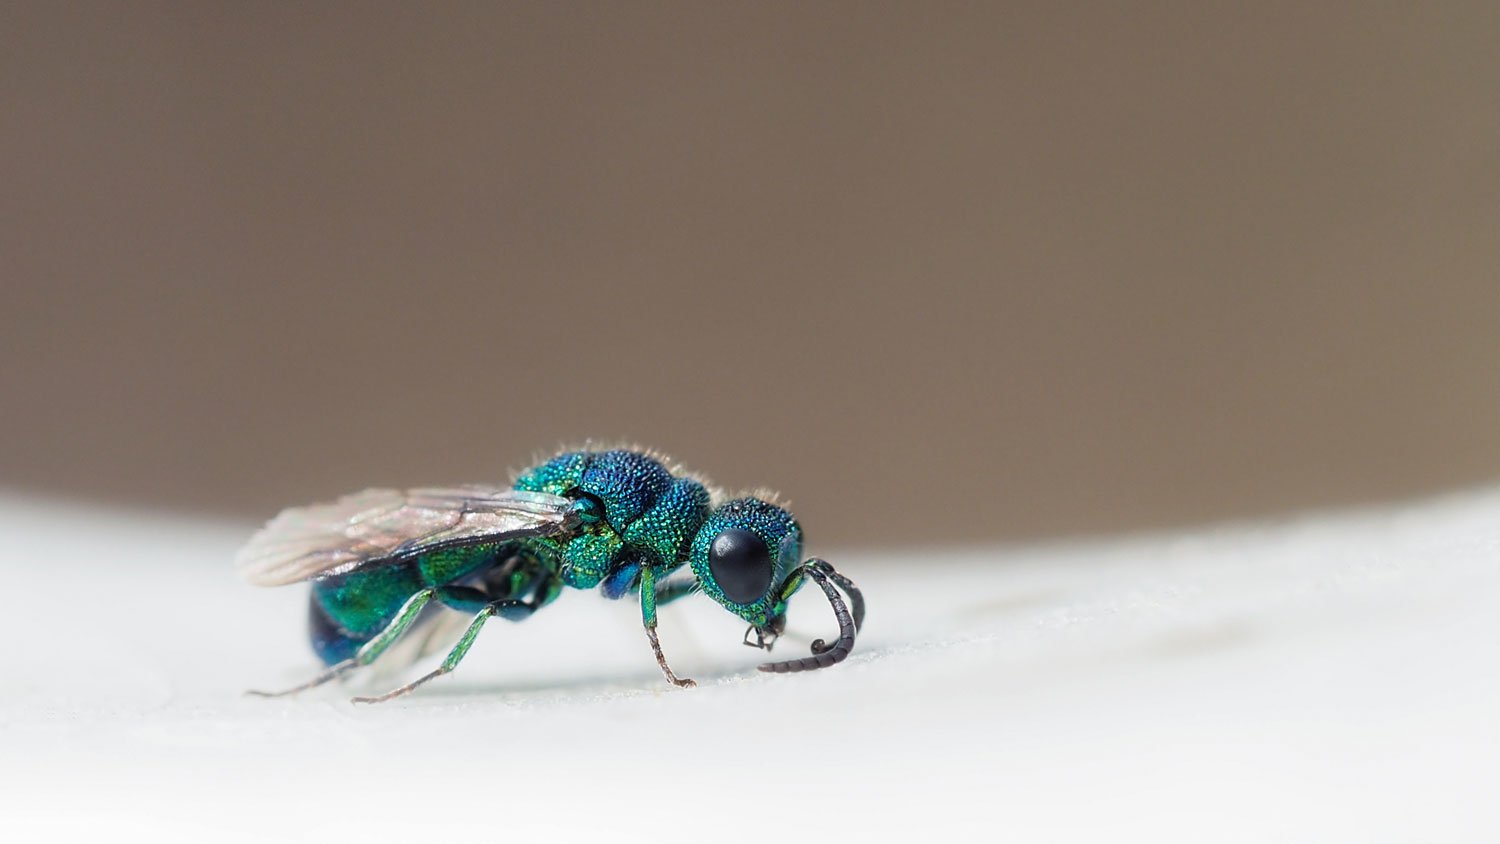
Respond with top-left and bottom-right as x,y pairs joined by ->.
235,486 -> 578,586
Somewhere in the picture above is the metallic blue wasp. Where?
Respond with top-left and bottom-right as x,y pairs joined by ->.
238,447 -> 864,702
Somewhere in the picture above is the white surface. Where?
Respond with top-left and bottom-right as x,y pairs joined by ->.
2,488 -> 1497,842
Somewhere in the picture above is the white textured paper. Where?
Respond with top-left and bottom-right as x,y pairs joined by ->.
2,488 -> 1496,842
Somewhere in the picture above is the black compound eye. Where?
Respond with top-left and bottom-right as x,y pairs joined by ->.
708,529 -> 773,605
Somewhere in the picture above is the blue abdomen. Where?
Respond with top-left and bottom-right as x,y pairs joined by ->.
306,544 -> 504,665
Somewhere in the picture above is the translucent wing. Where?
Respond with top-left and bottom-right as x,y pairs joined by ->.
236,486 -> 579,586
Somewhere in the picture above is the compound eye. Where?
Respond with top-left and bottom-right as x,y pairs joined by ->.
708,528 -> 773,605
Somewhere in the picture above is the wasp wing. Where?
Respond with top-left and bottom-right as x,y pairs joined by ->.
235,486 -> 578,586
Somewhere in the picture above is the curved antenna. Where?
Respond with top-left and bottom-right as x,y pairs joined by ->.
808,559 -> 863,651
757,559 -> 861,673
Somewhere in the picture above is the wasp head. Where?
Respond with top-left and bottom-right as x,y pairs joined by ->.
689,497 -> 864,672
689,497 -> 802,627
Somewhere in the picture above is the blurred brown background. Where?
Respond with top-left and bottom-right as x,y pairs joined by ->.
3,3 -> 1498,546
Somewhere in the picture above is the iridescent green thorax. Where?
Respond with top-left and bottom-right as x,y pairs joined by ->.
513,449 -> 711,589
514,449 -> 804,622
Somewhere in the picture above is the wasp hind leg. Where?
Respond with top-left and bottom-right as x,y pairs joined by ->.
350,578 -> 561,704
246,588 -> 437,698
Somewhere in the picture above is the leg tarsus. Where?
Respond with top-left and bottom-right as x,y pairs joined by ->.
646,625 -> 696,688
350,666 -> 448,704
246,657 -> 357,697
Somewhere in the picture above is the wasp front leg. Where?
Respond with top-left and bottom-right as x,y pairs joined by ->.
639,567 -> 695,688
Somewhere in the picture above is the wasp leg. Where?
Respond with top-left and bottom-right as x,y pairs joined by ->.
247,588 -> 437,698
350,579 -> 558,704
639,567 -> 695,688
653,576 -> 698,607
